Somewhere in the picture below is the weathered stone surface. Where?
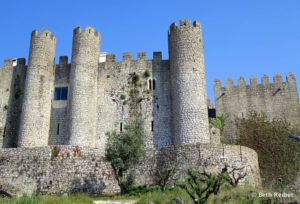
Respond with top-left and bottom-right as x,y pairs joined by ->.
215,74 -> 300,141
0,144 -> 260,196
18,30 -> 56,147
0,146 -> 120,196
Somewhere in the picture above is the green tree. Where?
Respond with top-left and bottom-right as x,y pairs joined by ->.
105,120 -> 146,193
235,111 -> 300,188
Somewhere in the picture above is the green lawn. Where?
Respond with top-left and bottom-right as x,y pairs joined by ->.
0,186 -> 299,204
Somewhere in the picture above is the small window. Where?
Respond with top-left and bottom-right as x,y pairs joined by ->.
151,121 -> 154,132
148,79 -> 152,90
153,79 -> 156,90
54,87 -> 68,100
3,126 -> 6,138
56,123 -> 60,135
120,123 -> 123,132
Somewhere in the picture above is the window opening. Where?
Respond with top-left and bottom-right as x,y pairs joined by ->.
151,121 -> 154,132
120,123 -> 123,132
153,79 -> 156,90
56,123 -> 60,135
3,126 -> 6,138
149,79 -> 152,90
54,87 -> 68,100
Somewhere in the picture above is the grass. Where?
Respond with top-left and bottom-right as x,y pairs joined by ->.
1,186 -> 299,204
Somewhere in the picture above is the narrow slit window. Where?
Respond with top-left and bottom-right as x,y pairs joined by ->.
120,123 -> 123,132
153,79 -> 156,90
151,121 -> 154,132
3,126 -> 6,138
56,123 -> 60,135
148,79 -> 152,90
157,104 -> 159,111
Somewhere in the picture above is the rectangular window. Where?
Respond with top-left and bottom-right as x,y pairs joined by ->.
54,87 -> 68,100
120,123 -> 123,132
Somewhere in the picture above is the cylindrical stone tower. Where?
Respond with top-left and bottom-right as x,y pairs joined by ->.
168,20 -> 210,145
18,30 -> 56,147
67,27 -> 100,147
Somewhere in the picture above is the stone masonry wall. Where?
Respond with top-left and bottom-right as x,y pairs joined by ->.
0,146 -> 120,196
49,57 -> 70,145
96,52 -> 173,153
215,74 -> 300,141
3,59 -> 26,148
0,60 -> 14,148
0,144 -> 261,196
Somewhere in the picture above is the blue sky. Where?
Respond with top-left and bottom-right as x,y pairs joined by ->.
0,0 -> 300,103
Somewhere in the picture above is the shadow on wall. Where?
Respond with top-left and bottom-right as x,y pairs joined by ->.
70,176 -> 106,194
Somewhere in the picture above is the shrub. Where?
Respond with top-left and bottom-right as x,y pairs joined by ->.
209,115 -> 225,134
235,112 -> 300,188
120,94 -> 126,100
143,70 -> 151,78
133,74 -> 141,87
51,146 -> 61,159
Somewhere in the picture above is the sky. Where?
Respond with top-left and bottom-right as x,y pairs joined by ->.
0,0 -> 300,103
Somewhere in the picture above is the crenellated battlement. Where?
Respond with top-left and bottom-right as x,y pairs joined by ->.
215,74 -> 298,91
3,59 -> 13,67
106,54 -> 116,62
137,52 -> 147,60
106,52 -> 165,62
31,29 -> 56,41
168,19 -> 201,34
73,26 -> 100,37
122,52 -> 132,61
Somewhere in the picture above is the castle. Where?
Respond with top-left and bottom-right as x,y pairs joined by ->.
0,20 -> 210,150
0,20 -> 267,195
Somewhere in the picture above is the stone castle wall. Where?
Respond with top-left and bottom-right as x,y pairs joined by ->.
0,144 -> 261,196
215,74 -> 300,141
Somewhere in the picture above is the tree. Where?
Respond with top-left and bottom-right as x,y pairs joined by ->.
149,149 -> 180,191
105,120 -> 146,193
179,166 -> 246,204
235,111 -> 300,188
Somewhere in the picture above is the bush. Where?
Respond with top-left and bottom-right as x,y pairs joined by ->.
120,94 -> 126,100
235,112 -> 300,188
143,70 -> 151,78
133,74 -> 141,87
51,146 -> 61,159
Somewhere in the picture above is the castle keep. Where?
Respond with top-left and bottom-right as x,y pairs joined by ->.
0,20 -> 262,195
